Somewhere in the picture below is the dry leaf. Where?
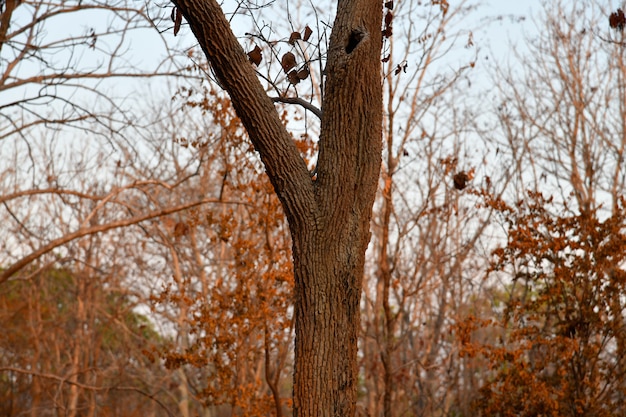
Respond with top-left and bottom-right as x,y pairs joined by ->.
453,172 -> 468,190
610,9 -> 626,30
174,7 -> 182,36
287,70 -> 300,85
287,67 -> 309,84
288,31 -> 301,45
296,67 -> 309,81
247,45 -> 262,65
394,62 -> 407,75
385,12 -> 393,26
303,26 -> 313,41
281,52 -> 297,72
174,221 -> 189,238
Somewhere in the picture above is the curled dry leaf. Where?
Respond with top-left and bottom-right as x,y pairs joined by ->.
385,11 -> 393,27
288,31 -> 301,45
303,26 -> 313,42
281,52 -> 297,72
609,9 -> 626,31
296,67 -> 309,80
247,45 -> 262,65
394,62 -> 407,75
432,0 -> 449,15
382,26 -> 393,39
173,7 -> 182,36
287,67 -> 309,85
383,10 -> 393,39
287,70 -> 300,85
453,172 -> 469,190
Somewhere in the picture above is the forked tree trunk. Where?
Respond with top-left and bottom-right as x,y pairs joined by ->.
173,0 -> 383,415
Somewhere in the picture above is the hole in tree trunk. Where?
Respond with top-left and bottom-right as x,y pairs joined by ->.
345,29 -> 366,54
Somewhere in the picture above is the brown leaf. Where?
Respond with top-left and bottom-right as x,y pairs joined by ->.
288,31 -> 301,45
303,26 -> 313,42
174,221 -> 189,238
382,54 -> 390,63
296,67 -> 309,80
287,70 -> 300,85
453,172 -> 468,190
385,11 -> 393,27
385,1 -> 394,10
174,7 -> 182,36
247,45 -> 262,65
281,52 -> 297,72
394,62 -> 407,75
609,9 -> 626,30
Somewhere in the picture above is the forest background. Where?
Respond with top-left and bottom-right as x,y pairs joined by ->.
1,0 -> 625,416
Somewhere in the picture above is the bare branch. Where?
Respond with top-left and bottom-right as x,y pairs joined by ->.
271,96 -> 322,119
0,197 -> 244,284
0,367 -> 176,417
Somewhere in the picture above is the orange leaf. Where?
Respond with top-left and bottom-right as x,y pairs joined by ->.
174,222 -> 189,238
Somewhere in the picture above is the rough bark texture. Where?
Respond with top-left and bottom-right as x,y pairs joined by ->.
172,0 -> 383,415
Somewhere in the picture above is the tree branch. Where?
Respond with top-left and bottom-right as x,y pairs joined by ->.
172,0 -> 318,230
0,198 -> 234,284
0,367 -> 175,417
271,96 -> 322,119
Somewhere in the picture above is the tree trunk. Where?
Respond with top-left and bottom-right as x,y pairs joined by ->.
172,0 -> 383,415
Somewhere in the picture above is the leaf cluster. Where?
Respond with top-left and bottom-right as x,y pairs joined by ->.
462,192 -> 626,417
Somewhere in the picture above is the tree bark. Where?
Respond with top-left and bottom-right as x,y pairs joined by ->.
172,0 -> 383,415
